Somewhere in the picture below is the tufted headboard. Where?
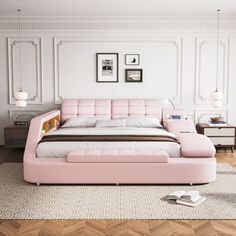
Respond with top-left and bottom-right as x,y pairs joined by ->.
61,99 -> 163,122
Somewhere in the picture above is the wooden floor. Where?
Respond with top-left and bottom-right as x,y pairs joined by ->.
0,147 -> 236,236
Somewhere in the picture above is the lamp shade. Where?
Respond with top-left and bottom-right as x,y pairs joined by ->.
15,90 -> 28,107
212,100 -> 223,108
15,90 -> 28,100
15,100 -> 27,107
211,90 -> 223,100
211,90 -> 223,108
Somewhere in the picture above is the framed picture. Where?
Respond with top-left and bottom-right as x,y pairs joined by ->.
125,54 -> 140,65
96,53 -> 119,83
125,69 -> 143,83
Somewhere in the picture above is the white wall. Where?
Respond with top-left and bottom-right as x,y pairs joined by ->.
0,17 -> 236,145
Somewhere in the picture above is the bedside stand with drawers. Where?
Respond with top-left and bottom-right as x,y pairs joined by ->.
196,123 -> 236,152
4,125 -> 29,148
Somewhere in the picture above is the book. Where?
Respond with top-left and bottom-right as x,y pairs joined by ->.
167,191 -> 205,207
208,123 -> 228,126
210,121 -> 226,124
208,121 -> 227,126
177,197 -> 206,207
167,191 -> 200,202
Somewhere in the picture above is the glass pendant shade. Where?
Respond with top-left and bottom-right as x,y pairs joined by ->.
211,90 -> 223,100
15,90 -> 28,100
211,99 -> 223,108
15,90 -> 28,107
15,99 -> 27,107
211,90 -> 223,108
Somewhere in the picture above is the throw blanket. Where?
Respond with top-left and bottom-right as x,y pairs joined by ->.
38,135 -> 179,144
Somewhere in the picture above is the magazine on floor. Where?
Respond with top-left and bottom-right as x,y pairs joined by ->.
167,191 -> 206,207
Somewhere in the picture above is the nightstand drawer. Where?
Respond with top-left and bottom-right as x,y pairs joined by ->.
4,126 -> 29,148
5,128 -> 28,139
204,128 -> 235,136
209,137 -> 235,146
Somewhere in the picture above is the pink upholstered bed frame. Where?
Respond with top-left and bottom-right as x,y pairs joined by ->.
24,99 -> 216,184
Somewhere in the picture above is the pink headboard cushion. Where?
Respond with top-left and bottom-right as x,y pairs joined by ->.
61,99 -> 162,122
61,99 -> 111,122
111,99 -> 162,119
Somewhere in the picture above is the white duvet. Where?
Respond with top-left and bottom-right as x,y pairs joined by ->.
36,127 -> 181,158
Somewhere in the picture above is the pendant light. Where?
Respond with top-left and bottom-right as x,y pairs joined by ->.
211,9 -> 223,108
15,9 -> 28,107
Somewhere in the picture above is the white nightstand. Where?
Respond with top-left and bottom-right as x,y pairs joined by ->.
196,123 -> 236,152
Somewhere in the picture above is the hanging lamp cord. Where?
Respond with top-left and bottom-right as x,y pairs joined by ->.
17,9 -> 22,92
215,9 -> 220,92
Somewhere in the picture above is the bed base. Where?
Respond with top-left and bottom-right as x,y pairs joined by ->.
23,100 -> 216,184
25,157 -> 216,184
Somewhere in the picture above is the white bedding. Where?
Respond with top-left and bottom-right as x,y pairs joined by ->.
36,127 -> 181,158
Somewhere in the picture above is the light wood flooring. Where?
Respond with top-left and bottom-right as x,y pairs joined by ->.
0,147 -> 235,236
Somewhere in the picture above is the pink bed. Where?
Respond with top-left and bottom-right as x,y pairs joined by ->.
23,99 -> 216,184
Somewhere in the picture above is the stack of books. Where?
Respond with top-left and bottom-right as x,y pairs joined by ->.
167,191 -> 206,207
208,121 -> 227,126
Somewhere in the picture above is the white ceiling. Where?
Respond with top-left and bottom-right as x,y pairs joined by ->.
0,0 -> 236,18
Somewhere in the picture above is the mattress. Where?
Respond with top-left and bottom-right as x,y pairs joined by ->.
36,127 -> 181,158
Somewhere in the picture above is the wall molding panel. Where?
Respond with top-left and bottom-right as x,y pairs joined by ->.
54,37 -> 182,104
0,18 -> 236,32
195,37 -> 229,105
7,37 -> 43,104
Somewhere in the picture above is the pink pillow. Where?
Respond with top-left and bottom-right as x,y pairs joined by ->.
166,119 -> 197,136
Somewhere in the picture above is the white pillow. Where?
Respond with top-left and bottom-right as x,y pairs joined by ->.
124,117 -> 162,128
62,117 -> 96,128
96,119 -> 126,128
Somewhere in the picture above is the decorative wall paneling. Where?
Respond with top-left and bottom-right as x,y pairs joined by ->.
1,18 -> 236,32
195,37 -> 229,105
7,37 -> 43,104
54,37 -> 182,104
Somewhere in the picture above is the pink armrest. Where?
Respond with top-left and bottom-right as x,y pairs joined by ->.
178,133 -> 216,158
165,119 -> 197,135
24,110 -> 60,162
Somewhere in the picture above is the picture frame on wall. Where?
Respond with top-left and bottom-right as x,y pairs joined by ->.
125,69 -> 143,83
125,54 -> 140,65
96,53 -> 119,83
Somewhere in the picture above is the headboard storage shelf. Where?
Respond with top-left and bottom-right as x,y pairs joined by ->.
42,115 -> 60,134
